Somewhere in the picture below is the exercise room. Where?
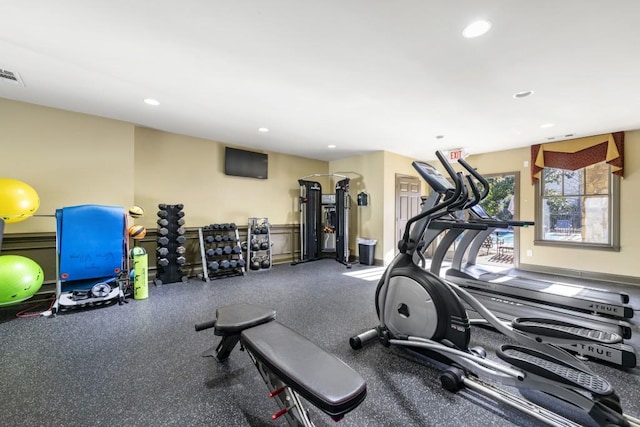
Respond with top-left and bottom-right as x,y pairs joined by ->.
2,2 -> 640,426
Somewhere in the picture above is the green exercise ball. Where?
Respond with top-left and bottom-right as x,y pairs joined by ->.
0,255 -> 44,306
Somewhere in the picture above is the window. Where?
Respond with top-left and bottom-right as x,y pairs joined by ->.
535,162 -> 619,250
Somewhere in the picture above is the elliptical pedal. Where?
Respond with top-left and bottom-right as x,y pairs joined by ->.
498,345 -> 612,396
513,318 -> 622,344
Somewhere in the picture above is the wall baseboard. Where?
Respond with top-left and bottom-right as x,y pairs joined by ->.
518,263 -> 640,287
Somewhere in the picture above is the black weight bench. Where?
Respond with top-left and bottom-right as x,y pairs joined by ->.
195,303 -> 367,425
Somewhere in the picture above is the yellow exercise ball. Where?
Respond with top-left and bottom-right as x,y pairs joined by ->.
0,178 -> 40,223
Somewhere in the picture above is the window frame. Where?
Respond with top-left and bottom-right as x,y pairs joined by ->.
534,164 -> 620,251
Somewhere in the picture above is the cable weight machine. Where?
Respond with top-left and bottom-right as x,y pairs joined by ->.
294,174 -> 351,268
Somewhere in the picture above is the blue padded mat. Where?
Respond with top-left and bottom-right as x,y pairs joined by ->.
56,205 -> 125,281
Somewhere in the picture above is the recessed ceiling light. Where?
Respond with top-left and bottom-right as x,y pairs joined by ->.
258,127 -> 269,133
328,145 -> 336,149
144,98 -> 160,106
436,135 -> 445,139
540,123 -> 555,129
513,90 -> 534,99
462,20 -> 492,38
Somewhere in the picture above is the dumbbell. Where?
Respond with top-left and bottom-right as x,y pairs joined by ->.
229,260 -> 238,269
214,235 -> 223,242
221,235 -> 230,242
158,210 -> 168,218
157,247 -> 169,257
159,228 -> 169,236
229,223 -> 237,230
176,210 -> 185,218
214,247 -> 223,256
177,227 -> 185,235
260,240 -> 269,250
236,259 -> 246,268
176,236 -> 186,244
232,245 -> 242,254
176,256 -> 186,265
220,259 -> 230,269
261,258 -> 271,269
158,258 -> 170,267
222,246 -> 232,255
158,236 -> 169,246
206,248 -> 216,257
176,246 -> 186,254
175,204 -> 184,210
206,236 -> 215,244
208,261 -> 219,271
177,218 -> 186,226
157,218 -> 169,227
158,203 -> 167,210
211,224 -> 220,230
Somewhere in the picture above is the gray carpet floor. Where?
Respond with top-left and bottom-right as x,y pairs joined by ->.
1,259 -> 639,426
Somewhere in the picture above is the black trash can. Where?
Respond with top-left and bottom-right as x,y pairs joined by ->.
357,238 -> 377,265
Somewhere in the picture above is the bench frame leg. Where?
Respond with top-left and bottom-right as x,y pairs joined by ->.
202,335 -> 240,361
246,348 -> 315,427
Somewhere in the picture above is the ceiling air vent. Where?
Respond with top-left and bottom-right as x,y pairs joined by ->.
0,68 -> 25,86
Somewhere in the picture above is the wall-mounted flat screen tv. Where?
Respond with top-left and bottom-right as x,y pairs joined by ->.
224,147 -> 268,179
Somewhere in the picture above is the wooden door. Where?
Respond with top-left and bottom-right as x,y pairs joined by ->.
395,174 -> 421,253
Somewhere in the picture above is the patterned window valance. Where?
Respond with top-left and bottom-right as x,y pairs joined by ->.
531,132 -> 624,184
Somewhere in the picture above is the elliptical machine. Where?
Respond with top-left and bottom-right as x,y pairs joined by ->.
350,151 -> 639,427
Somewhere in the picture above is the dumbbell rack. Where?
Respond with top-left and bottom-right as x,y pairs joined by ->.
154,203 -> 188,285
247,217 -> 272,272
198,223 -> 245,282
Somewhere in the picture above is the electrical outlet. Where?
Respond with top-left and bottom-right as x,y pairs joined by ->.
526,249 -> 533,257
524,160 -> 529,167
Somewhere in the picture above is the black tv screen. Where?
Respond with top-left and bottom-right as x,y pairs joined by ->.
224,147 -> 268,179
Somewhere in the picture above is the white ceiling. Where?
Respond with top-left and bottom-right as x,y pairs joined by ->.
2,1 -> 640,162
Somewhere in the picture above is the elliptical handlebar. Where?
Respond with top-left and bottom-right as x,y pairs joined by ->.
463,175 -> 481,210
458,158 -> 489,201
446,172 -> 469,212
436,150 -> 459,183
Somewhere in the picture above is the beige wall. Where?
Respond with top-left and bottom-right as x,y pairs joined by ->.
1,98 -> 327,236
329,150 -> 422,263
134,127 -> 327,229
466,131 -> 640,278
330,151 -> 385,261
0,98 -> 135,233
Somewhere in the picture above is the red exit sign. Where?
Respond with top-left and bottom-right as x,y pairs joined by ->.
448,149 -> 465,160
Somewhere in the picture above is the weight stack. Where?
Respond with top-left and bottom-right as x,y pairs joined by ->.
154,203 -> 188,285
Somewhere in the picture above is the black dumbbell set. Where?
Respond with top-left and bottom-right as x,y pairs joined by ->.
247,218 -> 272,272
154,203 -> 188,285
198,222 -> 245,281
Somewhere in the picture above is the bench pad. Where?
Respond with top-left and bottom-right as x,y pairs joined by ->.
214,303 -> 276,336
241,321 -> 367,417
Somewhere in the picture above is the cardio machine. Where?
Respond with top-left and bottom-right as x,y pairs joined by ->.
442,160 -> 634,320
417,157 -> 636,368
350,151 -> 639,427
